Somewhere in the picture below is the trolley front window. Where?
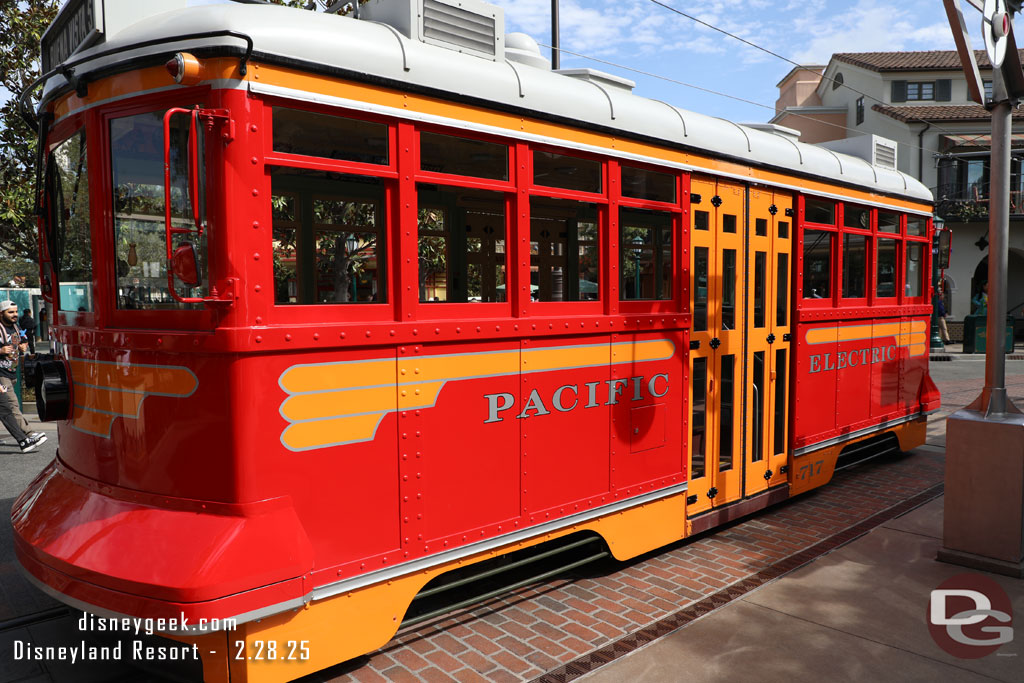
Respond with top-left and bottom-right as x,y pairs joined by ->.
111,110 -> 208,309
50,130 -> 93,312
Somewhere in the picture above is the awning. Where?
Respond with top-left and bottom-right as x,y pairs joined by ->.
940,133 -> 1024,150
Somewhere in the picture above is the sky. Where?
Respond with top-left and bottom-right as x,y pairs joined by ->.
487,0 -> 985,124
4,0 -> 988,124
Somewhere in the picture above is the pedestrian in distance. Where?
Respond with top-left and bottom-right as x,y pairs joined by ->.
19,308 -> 36,355
972,281 -> 988,317
0,301 -> 46,453
933,282 -> 951,344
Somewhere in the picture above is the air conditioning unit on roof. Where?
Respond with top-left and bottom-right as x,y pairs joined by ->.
359,0 -> 504,62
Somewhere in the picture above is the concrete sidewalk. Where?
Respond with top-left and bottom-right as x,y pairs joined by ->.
579,491 -> 1022,683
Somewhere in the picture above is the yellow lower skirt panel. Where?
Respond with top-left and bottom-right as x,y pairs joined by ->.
789,417 -> 927,496
171,493 -> 687,683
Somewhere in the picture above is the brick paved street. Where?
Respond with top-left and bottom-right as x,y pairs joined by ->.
302,357 -> 1024,683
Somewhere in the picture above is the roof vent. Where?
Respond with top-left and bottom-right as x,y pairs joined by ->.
359,0 -> 504,61
742,122 -> 802,141
505,32 -> 550,69
555,68 -> 635,93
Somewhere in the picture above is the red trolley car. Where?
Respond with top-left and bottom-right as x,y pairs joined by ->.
14,0 -> 940,680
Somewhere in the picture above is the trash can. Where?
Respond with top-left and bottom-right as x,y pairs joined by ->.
962,315 -> 1014,353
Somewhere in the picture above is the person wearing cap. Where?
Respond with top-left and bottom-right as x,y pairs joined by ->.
0,301 -> 45,453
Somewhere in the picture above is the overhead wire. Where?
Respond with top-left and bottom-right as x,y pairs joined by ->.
646,0 -> 1003,152
537,41 -> 955,168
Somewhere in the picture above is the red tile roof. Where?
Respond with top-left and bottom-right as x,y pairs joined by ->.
871,103 -> 1024,122
834,50 -> 1020,72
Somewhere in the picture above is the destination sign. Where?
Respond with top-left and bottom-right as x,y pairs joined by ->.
41,0 -> 103,73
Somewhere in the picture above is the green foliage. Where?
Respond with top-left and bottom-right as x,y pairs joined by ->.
0,0 -> 60,269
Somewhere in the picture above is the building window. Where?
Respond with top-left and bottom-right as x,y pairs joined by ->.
856,96 -> 864,125
906,81 -> 934,101
833,72 -> 844,90
984,80 -> 993,100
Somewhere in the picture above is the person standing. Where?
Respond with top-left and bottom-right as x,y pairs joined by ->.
19,308 -> 35,355
934,282 -> 951,344
0,301 -> 45,452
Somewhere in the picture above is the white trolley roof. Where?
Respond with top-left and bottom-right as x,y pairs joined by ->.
41,1 -> 931,205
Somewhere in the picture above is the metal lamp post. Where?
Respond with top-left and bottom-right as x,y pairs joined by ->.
930,216 -> 946,350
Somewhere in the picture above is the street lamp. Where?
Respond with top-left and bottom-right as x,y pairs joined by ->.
930,216 -> 946,350
630,235 -> 643,299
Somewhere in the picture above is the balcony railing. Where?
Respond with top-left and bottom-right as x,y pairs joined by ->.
934,182 -> 1024,222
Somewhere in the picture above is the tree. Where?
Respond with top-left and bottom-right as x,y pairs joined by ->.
0,1 -> 60,268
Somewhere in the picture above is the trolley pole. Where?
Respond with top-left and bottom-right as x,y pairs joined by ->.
940,0 -> 1024,579
551,0 -> 560,69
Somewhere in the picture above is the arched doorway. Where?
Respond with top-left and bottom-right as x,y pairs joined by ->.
973,251 -> 1024,339
971,258 -> 987,315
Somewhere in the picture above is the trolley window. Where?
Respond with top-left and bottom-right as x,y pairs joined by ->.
271,169 -> 387,305
418,185 -> 507,303
528,197 -> 599,302
621,165 -> 675,203
694,247 -> 709,331
420,132 -> 507,180
691,357 -> 707,479
805,198 -> 835,225
776,253 -> 789,326
843,205 -> 870,230
620,208 -> 672,301
110,110 -> 208,310
50,130 -> 93,313
802,230 -> 832,299
533,151 -> 601,193
906,215 -> 927,237
905,242 -> 924,298
842,233 -> 868,299
878,211 -> 900,233
272,107 -> 388,165
876,238 -> 898,298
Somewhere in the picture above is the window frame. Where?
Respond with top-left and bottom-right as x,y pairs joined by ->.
45,112 -> 97,328
798,195 -> 838,309
902,214 -> 931,305
838,203 -> 871,307
100,88 -> 217,330
263,97 -> 399,324
410,124 -> 516,319
522,144 -> 607,317
615,160 -> 684,313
